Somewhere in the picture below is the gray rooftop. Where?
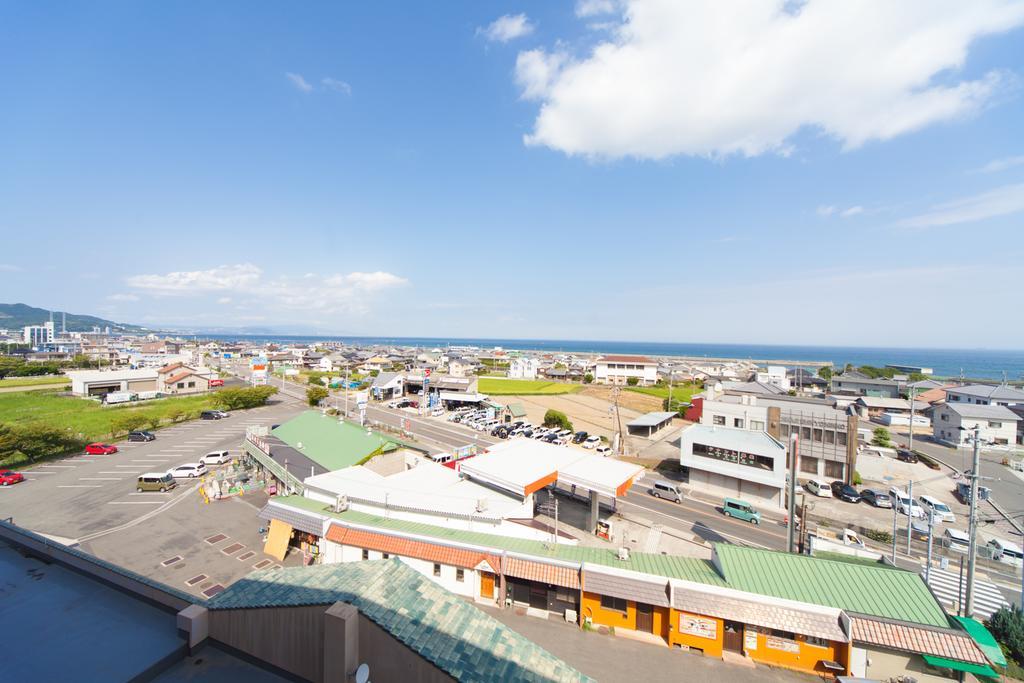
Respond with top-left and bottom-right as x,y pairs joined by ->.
945,403 -> 1020,420
626,411 -> 678,428
684,423 -> 787,452
948,384 -> 1024,401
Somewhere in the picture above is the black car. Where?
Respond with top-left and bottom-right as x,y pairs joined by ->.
572,431 -> 588,444
830,480 -> 861,503
896,449 -> 919,463
200,410 -> 222,420
127,430 -> 156,442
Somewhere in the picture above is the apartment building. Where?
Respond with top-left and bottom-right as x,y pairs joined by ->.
592,355 -> 658,386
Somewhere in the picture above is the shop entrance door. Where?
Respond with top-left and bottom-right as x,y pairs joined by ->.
723,620 -> 744,653
635,603 -> 654,633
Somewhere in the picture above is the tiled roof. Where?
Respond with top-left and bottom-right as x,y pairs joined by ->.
851,617 -> 986,665
208,559 -> 593,683
268,496 -> 727,586
157,362 -> 184,375
672,584 -> 847,643
326,525 -> 501,571
165,370 -> 197,385
504,557 -> 580,589
598,355 -> 655,364
258,501 -> 327,536
714,545 -> 949,628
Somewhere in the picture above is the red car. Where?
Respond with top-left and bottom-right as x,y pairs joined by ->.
0,470 -> 25,486
209,379 -> 224,387
85,443 -> 118,455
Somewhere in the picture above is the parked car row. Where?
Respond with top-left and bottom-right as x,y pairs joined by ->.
805,478 -> 957,522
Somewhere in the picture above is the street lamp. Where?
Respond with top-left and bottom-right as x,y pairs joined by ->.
958,424 -> 982,618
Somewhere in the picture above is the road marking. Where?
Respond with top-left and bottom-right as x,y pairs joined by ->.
58,485 -> 102,488
108,501 -> 164,505
99,471 -> 136,474
37,464 -> 77,468
76,482 -> 201,543
116,465 -> 144,468
29,470 -> 55,475
128,492 -> 171,496
80,477 -> 123,481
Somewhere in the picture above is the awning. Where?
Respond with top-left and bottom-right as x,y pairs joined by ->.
951,616 -> 1008,668
921,655 -> 997,677
504,557 -> 580,589
584,568 -> 670,607
264,519 -> 292,561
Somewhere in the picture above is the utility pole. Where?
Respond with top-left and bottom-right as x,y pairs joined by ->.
891,499 -> 898,562
925,508 -> 935,584
965,424 -> 982,618
906,480 -> 914,555
799,498 -> 809,554
908,384 -> 915,452
611,387 -> 624,455
787,433 -> 799,554
667,370 -> 674,413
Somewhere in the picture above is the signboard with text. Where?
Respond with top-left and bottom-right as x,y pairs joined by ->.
679,614 -> 717,640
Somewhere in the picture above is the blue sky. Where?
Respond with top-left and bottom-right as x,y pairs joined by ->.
2,1 -> 1024,347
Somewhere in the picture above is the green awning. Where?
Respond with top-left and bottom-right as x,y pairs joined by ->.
921,655 -> 997,677
951,616 -> 1008,667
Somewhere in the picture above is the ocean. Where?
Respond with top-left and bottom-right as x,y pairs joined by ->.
196,335 -> 1024,381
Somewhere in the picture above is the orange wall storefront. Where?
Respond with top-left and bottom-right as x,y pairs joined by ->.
745,628 -> 848,675
581,592 -> 670,641
669,610 -> 725,656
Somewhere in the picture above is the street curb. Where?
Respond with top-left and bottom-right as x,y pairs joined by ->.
988,497 -> 1024,536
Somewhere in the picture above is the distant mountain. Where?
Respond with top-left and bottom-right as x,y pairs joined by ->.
0,303 -> 149,333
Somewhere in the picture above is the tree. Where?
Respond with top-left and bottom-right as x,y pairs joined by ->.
817,367 -> 833,381
168,408 -> 185,423
626,377 -> 639,386
872,426 -> 892,447
146,415 -> 162,430
213,386 -> 278,411
0,423 -> 86,465
543,409 -> 573,432
111,413 -> 148,436
988,606 -> 1024,665
307,386 -> 329,406
583,373 -> 593,384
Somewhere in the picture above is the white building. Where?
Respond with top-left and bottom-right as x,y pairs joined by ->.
447,357 -> 476,378
507,357 -> 539,380
680,423 -> 788,509
592,355 -> 658,386
932,403 -> 1019,446
23,322 -> 55,346
755,365 -> 791,392
946,384 -> 1024,407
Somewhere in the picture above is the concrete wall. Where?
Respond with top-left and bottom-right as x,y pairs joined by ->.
861,645 -> 957,682
210,605 -> 326,682
581,591 -> 670,641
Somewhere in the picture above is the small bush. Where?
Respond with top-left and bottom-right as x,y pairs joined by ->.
852,470 -> 863,486
626,377 -> 639,386
543,409 -> 573,432
863,529 -> 892,544
583,373 -> 593,384
988,606 -> 1024,668
307,386 -> 329,407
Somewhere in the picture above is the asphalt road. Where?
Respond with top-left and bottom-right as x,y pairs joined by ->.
2,398 -> 304,542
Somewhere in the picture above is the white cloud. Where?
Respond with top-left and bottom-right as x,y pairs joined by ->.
107,293 -> 139,302
516,50 -> 568,100
576,0 -> 618,17
816,205 -> 836,217
517,0 -> 1024,159
896,182 -> 1024,228
478,13 -> 535,43
840,206 -> 864,217
127,264 -> 263,294
125,264 -> 407,315
285,72 -> 313,93
970,155 -> 1024,174
321,77 -> 352,95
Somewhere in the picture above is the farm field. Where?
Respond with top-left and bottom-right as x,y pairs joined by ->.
477,378 -> 582,395
0,375 -> 69,389
625,383 -> 701,404
0,390 -> 218,442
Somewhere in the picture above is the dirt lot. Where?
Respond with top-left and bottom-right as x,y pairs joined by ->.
491,392 -> 645,439
578,385 -> 664,413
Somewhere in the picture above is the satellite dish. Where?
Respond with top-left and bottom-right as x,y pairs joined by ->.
355,663 -> 370,683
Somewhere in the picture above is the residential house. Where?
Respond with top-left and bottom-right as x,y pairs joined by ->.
831,373 -> 901,398
593,355 -> 658,386
508,357 -> 540,380
945,384 -> 1024,407
933,403 -> 1020,446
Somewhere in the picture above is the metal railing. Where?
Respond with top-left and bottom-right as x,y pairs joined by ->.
242,437 -> 305,495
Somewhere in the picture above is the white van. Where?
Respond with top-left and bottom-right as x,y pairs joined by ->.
943,528 -> 970,553
918,495 -> 955,524
582,435 -> 601,449
806,479 -> 832,498
988,538 -> 1024,566
649,480 -> 683,503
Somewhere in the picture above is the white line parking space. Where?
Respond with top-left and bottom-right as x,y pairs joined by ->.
58,485 -> 101,489
108,501 -> 164,505
80,477 -> 124,481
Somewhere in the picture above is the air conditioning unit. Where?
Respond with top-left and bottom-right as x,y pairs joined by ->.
333,495 -> 349,513
476,498 -> 489,512
617,547 -> 630,561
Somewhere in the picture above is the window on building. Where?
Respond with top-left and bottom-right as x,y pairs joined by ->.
733,418 -> 744,428
382,553 -> 389,559
770,629 -> 795,640
837,431 -> 847,446
989,421 -> 1002,428
801,426 -> 811,440
600,595 -> 628,612
692,442 -> 773,470
187,381 -> 195,388
780,423 -> 791,437
713,415 -> 726,426
456,568 -> 464,582
824,460 -> 845,479
554,587 -> 576,603
750,420 -> 764,431
433,563 -> 441,577
812,428 -> 823,442
823,430 -> 835,445
177,382 -> 184,388
804,635 -> 829,648
941,413 -> 948,422
800,457 -> 818,475
361,549 -> 369,561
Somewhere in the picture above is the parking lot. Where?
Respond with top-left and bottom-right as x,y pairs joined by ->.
1,397 -> 305,597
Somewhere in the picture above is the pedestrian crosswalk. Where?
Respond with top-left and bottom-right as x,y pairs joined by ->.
921,564 -> 1009,620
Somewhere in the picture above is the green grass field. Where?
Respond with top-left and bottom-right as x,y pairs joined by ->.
0,375 -> 69,388
0,390 -> 219,441
477,378 -> 582,395
625,383 -> 701,404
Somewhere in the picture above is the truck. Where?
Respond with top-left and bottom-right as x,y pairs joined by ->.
104,391 -> 137,405
955,481 -> 991,504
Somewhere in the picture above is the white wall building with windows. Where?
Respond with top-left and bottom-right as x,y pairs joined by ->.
508,357 -> 539,380
680,423 -> 788,509
946,384 -> 1024,408
593,355 -> 659,386
933,403 -> 1019,446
